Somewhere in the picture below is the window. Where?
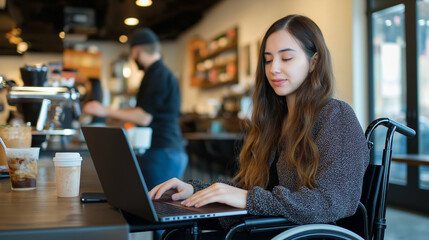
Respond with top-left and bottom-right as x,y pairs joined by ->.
371,4 -> 407,185
417,0 -> 429,189
368,0 -> 429,212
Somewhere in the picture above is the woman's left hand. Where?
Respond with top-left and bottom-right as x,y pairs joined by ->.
181,183 -> 248,209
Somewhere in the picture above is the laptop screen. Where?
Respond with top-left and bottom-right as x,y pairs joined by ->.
82,126 -> 159,222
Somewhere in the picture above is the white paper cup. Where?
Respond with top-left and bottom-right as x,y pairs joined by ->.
126,127 -> 152,154
53,152 -> 83,197
133,127 -> 152,149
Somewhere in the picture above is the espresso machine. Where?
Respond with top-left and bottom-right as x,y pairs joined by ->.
4,65 -> 81,148
7,86 -> 81,131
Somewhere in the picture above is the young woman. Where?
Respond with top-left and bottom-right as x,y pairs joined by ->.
150,14 -> 369,233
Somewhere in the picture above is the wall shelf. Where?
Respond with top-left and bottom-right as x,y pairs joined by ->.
63,49 -> 101,83
188,28 -> 238,89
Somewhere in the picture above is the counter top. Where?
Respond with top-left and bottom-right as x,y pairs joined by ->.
43,139 -> 88,153
0,153 -> 129,240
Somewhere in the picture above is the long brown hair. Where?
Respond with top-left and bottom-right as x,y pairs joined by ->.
234,15 -> 334,190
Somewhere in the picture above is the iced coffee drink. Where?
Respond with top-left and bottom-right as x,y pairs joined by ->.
6,147 -> 40,191
0,125 -> 32,169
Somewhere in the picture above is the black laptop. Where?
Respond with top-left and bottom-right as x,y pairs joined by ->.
81,126 -> 247,222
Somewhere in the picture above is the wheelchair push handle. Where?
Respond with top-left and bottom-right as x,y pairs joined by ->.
383,118 -> 415,137
365,118 -> 416,142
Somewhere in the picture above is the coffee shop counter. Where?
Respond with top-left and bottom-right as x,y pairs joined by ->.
0,152 -> 129,240
40,138 -> 88,154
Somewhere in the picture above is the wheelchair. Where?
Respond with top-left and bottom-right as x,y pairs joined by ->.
161,118 -> 416,240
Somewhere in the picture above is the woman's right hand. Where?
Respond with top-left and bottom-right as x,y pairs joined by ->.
149,178 -> 194,201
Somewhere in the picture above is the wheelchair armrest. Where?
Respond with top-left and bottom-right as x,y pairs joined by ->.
243,216 -> 294,229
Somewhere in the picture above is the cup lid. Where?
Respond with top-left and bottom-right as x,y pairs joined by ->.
53,152 -> 82,161
53,152 -> 82,167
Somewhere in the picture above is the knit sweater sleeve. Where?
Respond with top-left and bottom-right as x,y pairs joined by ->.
246,100 -> 370,224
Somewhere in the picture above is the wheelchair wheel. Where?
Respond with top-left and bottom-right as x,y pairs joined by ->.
271,224 -> 365,240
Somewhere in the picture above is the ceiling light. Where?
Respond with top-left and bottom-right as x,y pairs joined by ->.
17,42 -> 28,54
136,0 -> 152,7
119,35 -> 128,43
124,18 -> 139,26
59,31 -> 65,39
418,19 -> 425,26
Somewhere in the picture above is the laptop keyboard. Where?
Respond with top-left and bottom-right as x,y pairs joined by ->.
153,201 -> 200,215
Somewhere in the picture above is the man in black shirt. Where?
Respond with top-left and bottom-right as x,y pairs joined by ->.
83,28 -> 188,192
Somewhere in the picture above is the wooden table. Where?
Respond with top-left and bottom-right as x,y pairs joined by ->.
0,152 -> 129,240
392,154 -> 429,166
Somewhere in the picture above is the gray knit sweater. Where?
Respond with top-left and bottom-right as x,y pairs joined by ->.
190,98 -> 369,225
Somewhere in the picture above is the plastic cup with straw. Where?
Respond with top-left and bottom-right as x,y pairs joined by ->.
0,137 -> 40,190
